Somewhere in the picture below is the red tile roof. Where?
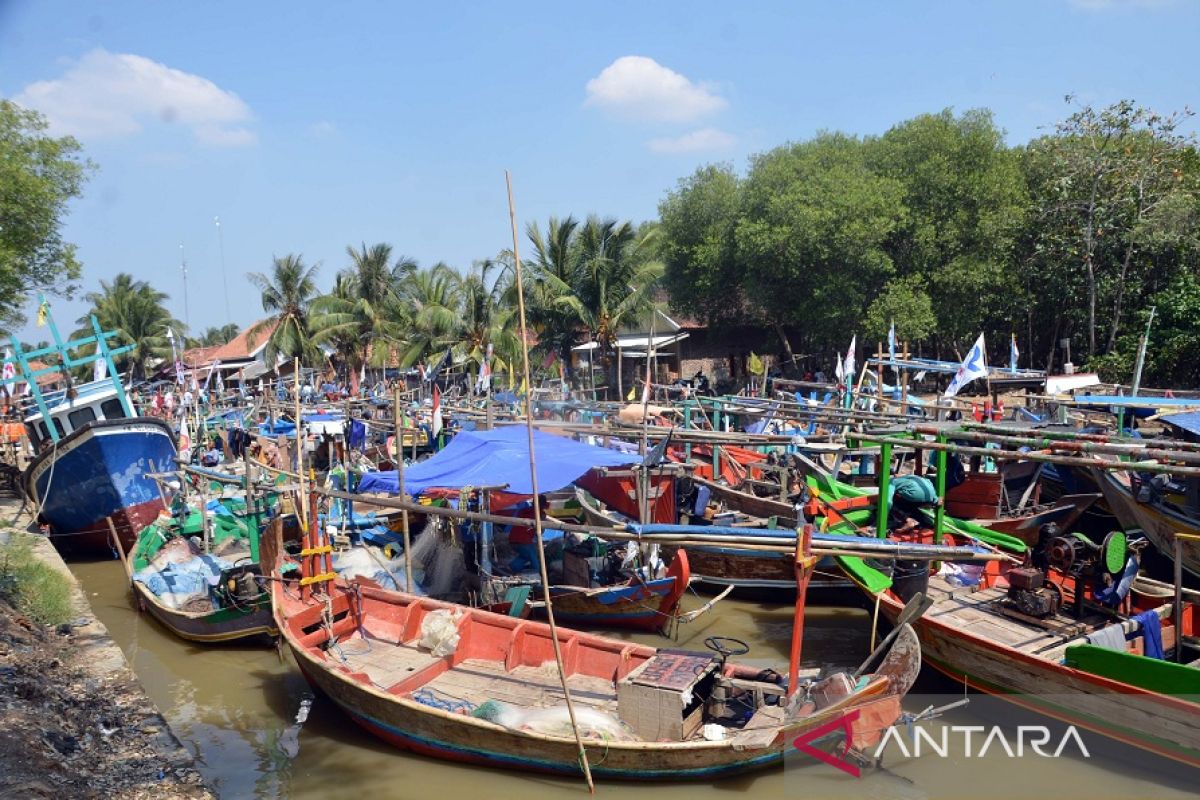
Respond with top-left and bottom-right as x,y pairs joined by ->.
210,319 -> 279,362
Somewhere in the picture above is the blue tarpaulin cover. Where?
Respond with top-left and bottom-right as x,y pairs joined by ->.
356,425 -> 636,496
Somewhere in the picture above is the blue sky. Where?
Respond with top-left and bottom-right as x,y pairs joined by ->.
1,0 -> 1197,342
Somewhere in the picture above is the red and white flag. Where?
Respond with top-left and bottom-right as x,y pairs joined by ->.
431,383 -> 443,437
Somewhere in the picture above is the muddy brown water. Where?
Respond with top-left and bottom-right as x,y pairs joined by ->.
71,559 -> 1196,799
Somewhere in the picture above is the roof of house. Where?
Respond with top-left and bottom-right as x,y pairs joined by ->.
182,344 -> 222,367
210,319 -> 279,362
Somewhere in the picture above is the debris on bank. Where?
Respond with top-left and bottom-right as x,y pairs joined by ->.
0,527 -> 213,800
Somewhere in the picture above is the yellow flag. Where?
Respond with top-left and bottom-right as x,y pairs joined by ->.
36,299 -> 50,327
519,375 -> 528,396
626,384 -> 636,401
748,351 -> 765,376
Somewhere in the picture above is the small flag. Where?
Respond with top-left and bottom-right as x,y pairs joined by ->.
179,415 -> 191,452
359,361 -> 366,387
842,335 -> 857,384
431,383 -> 443,437
36,299 -> 50,327
626,384 -> 636,402
175,359 -> 185,385
888,321 -> 897,362
477,343 -> 493,393
2,349 -> 14,382
1010,334 -> 1019,374
945,333 -> 988,398
93,357 -> 107,382
748,351 -> 765,376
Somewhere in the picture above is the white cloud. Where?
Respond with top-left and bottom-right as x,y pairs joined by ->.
14,48 -> 256,147
647,127 -> 737,154
585,56 -> 726,122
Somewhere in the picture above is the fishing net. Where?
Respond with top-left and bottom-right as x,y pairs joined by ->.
408,517 -> 465,598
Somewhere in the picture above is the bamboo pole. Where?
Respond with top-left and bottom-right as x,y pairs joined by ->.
1174,534 -> 1184,664
294,357 -> 306,527
394,385 -> 414,593
912,424 -> 1200,465
317,486 -> 1003,560
856,433 -> 1200,477
106,517 -> 134,588
506,170 -> 594,791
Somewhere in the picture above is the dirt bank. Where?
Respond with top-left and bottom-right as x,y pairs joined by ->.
0,517 -> 214,800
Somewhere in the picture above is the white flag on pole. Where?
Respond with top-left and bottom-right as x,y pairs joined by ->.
945,334 -> 988,398
842,335 -> 857,384
93,357 -> 107,382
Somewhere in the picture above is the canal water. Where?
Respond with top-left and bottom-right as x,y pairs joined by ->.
72,558 -> 1196,799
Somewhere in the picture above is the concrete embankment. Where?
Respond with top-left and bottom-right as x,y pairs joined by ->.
0,496 -> 215,800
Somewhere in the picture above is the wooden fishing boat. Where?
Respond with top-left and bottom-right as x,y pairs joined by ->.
1091,467 -> 1200,577
122,498 -> 276,643
578,485 -> 801,589
511,549 -> 691,634
943,459 -> 1099,544
840,533 -> 1200,769
268,520 -> 919,780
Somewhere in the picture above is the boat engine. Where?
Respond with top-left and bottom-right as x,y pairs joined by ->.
217,564 -> 264,607
1005,566 -> 1061,618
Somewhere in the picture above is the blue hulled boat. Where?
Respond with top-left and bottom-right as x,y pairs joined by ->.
6,304 -> 178,554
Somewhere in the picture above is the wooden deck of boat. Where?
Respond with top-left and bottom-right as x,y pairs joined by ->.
421,658 -> 619,712
331,632 -> 619,711
924,576 -> 1112,659
333,633 -> 444,689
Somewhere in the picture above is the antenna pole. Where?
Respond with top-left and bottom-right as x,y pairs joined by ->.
215,217 -> 232,323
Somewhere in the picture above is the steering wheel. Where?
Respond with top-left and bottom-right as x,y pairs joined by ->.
704,636 -> 750,659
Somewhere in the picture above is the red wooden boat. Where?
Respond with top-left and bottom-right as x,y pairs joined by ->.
268,519 -> 919,780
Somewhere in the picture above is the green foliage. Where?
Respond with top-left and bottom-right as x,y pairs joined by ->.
655,101 -> 1200,376
0,101 -> 93,330
659,164 -> 744,325
869,109 -> 1029,347
0,535 -> 73,626
737,133 -> 905,350
1090,273 -> 1200,386
864,276 -> 937,343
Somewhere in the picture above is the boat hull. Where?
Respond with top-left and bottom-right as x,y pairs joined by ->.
280,590 -> 900,781
25,418 -> 178,554
133,580 -> 276,643
1091,468 -> 1200,577
870,587 -> 1200,769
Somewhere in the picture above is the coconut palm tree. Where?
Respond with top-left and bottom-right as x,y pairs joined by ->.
73,272 -> 181,381
310,243 -> 415,383
189,323 -> 240,348
557,218 -> 664,390
392,262 -> 462,368
521,216 -> 584,373
246,254 -> 321,366
454,259 -> 519,389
